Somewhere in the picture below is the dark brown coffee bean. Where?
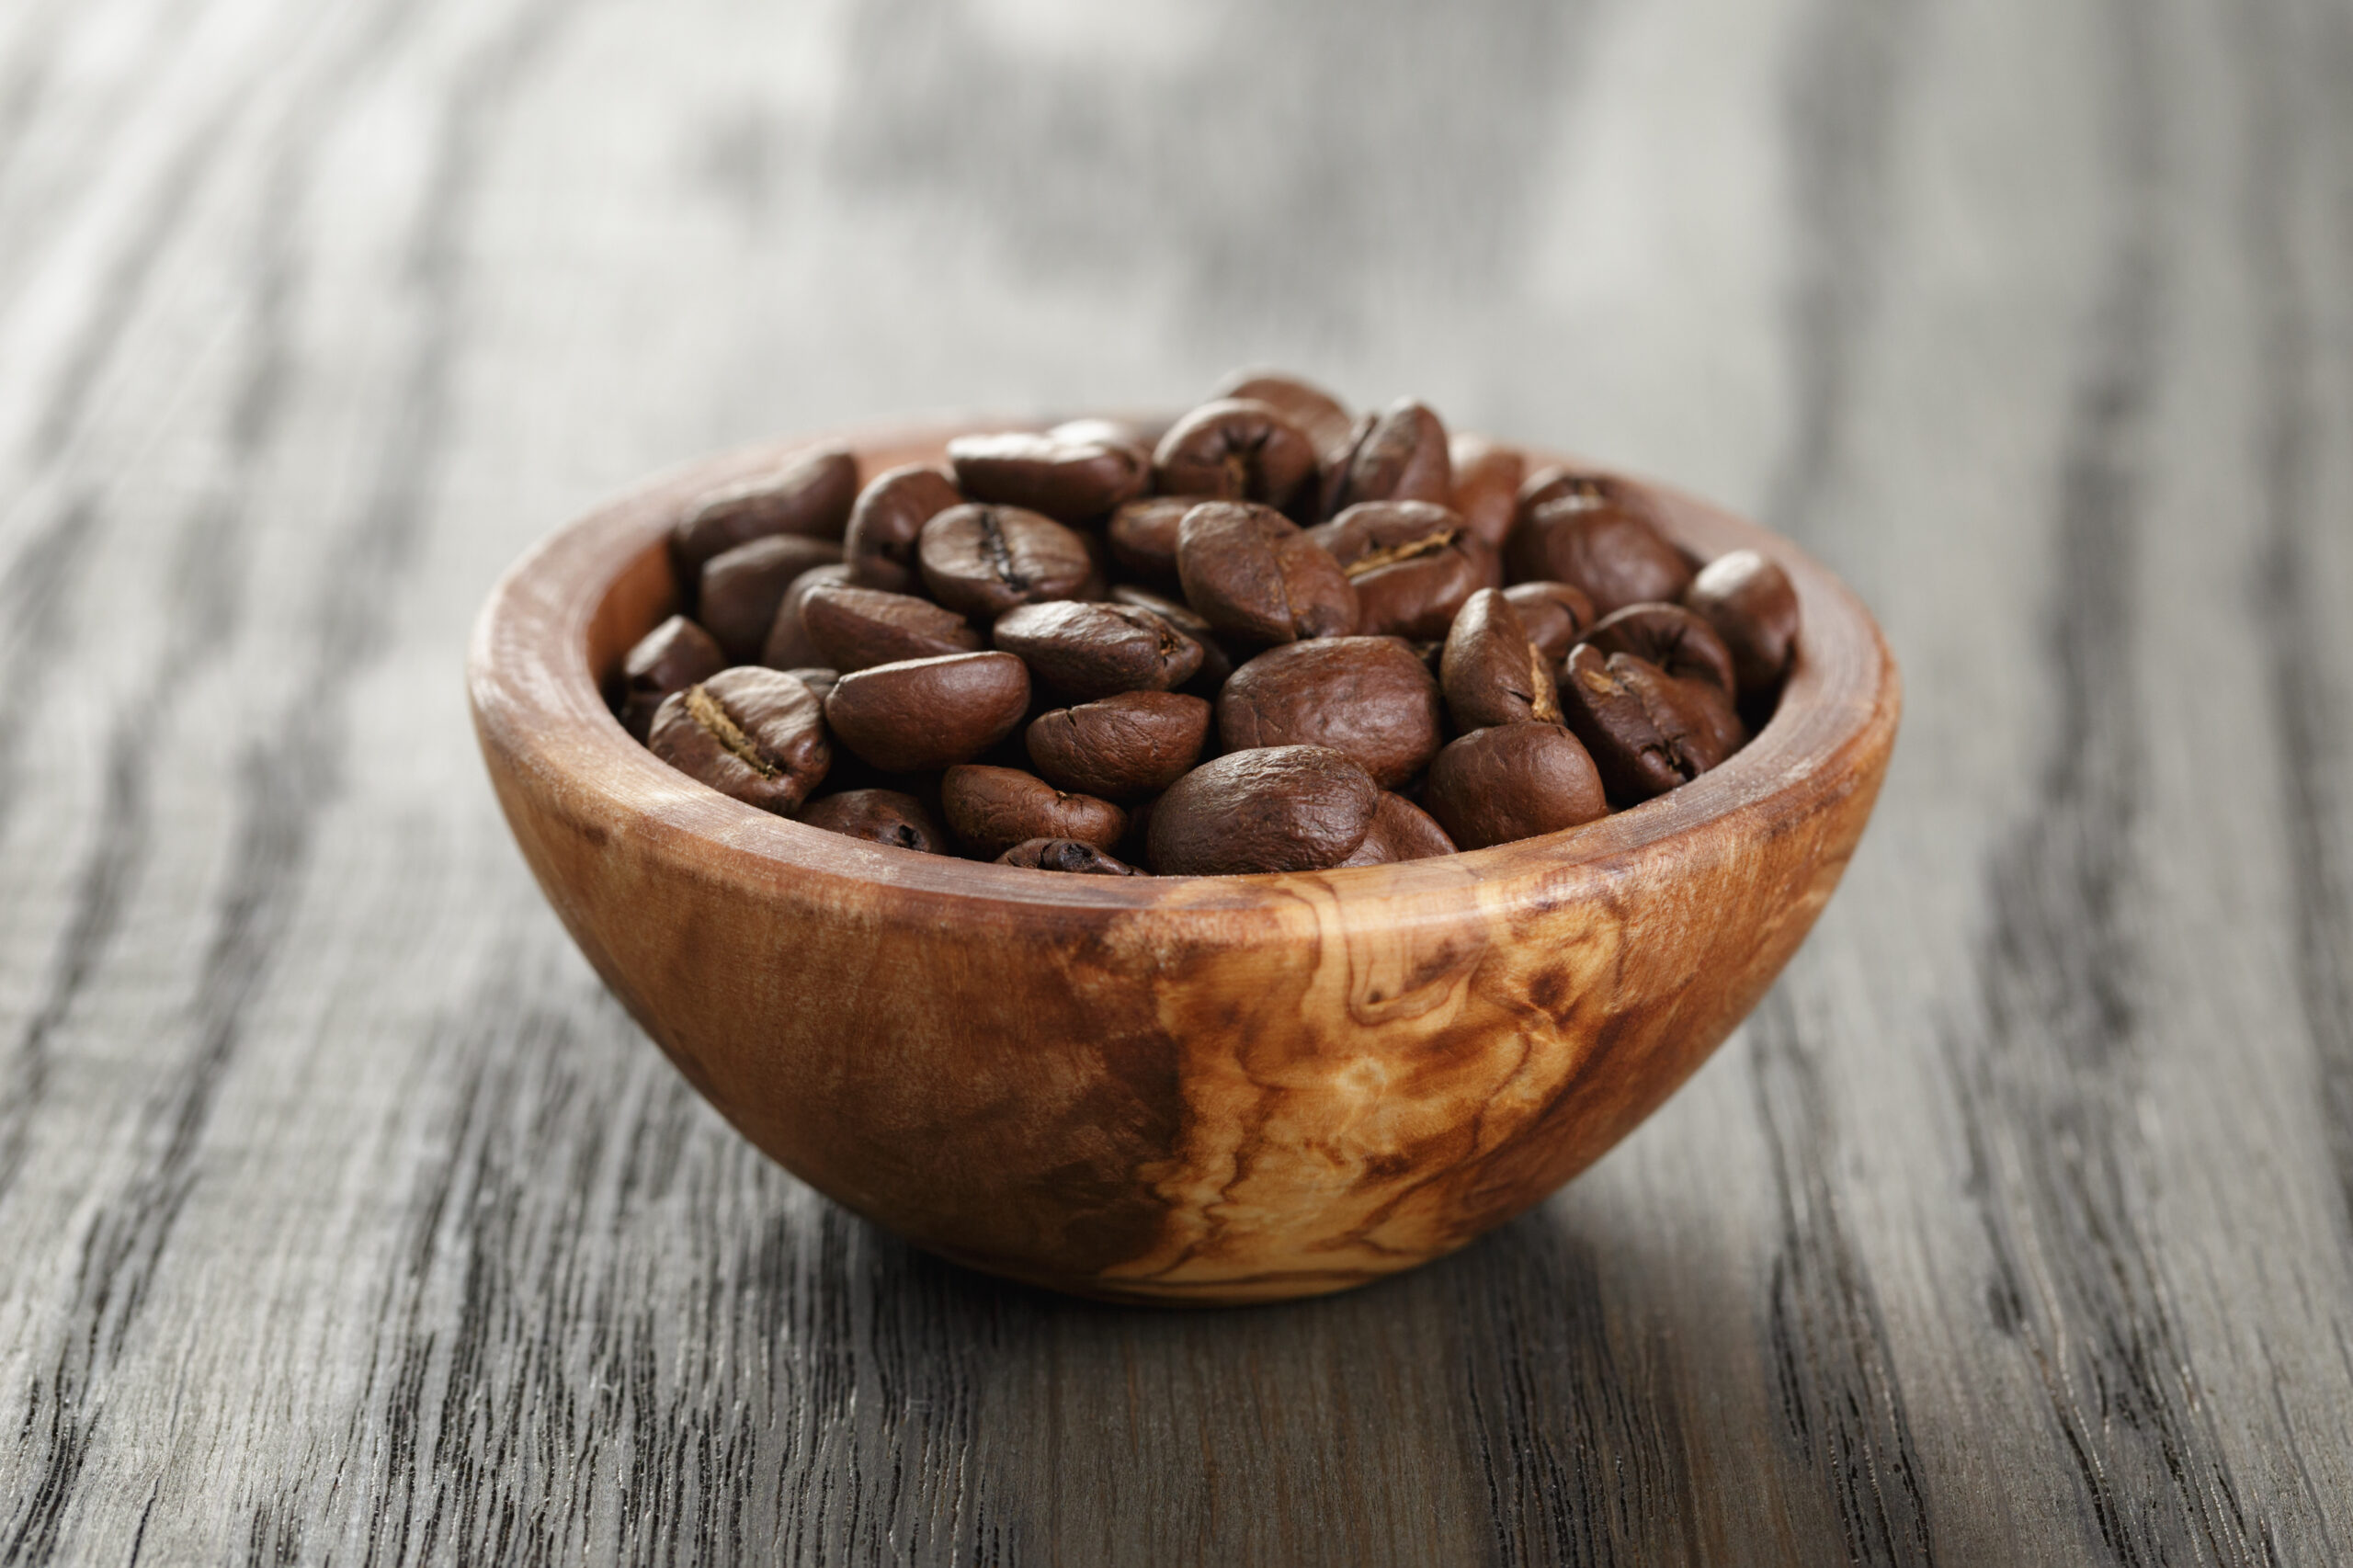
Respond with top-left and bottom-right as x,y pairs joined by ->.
1307,500 -> 1495,640
796,788 -> 944,853
756,563 -> 851,668
1218,638 -> 1441,789
1147,745 -> 1380,875
801,583 -> 983,672
996,837 -> 1140,875
823,651 -> 1031,773
917,504 -> 1094,620
672,445 -> 858,580
1501,581 -> 1597,665
1331,399 -> 1450,511
1424,722 -> 1608,849
1440,588 -> 1561,732
1108,586 -> 1235,690
992,599 -> 1202,697
948,428 -> 1150,522
1674,672 -> 1749,769
778,666 -> 838,703
941,766 -> 1126,858
1585,602 -> 1737,693
1684,549 -> 1801,693
1556,643 -> 1733,801
1212,370 -> 1358,462
1314,411 -> 1378,520
1507,471 -> 1692,613
1025,690 -> 1211,800
1151,399 -> 1319,511
1447,434 -> 1524,549
699,535 -> 843,663
1337,791 -> 1458,865
1106,496 -> 1194,586
844,463 -> 962,593
1174,502 -> 1358,646
648,666 -> 832,815
616,614 -> 725,741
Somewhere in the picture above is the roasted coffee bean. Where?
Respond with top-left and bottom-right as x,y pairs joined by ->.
1556,643 -> 1733,802
1109,586 -> 1235,690
648,666 -> 832,814
1212,370 -> 1358,462
672,445 -> 858,580
1147,745 -> 1380,875
1025,690 -> 1211,800
992,599 -> 1202,698
1424,722 -> 1608,849
1308,500 -> 1495,640
1501,581 -> 1597,665
1174,502 -> 1357,645
997,837 -> 1140,874
1337,791 -> 1458,865
918,504 -> 1094,620
1585,602 -> 1737,693
1677,673 -> 1749,769
1152,399 -> 1320,511
617,614 -> 724,741
1331,399 -> 1450,511
758,562 -> 852,669
844,463 -> 961,593
948,427 -> 1149,522
1448,434 -> 1525,549
1218,638 -> 1441,789
801,583 -> 983,672
823,651 -> 1031,773
778,666 -> 839,703
1106,496 -> 1194,586
941,765 -> 1126,858
699,535 -> 843,663
1440,588 -> 1561,732
1314,411 -> 1377,520
1507,471 -> 1692,613
1684,549 -> 1801,692
797,788 -> 944,853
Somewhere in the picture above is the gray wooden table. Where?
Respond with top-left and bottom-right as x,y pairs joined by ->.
4,0 -> 2350,1561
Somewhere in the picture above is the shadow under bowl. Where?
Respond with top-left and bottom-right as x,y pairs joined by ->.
468,418 -> 1901,1305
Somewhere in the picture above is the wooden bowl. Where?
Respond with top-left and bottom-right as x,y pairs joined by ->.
468,419 -> 1900,1305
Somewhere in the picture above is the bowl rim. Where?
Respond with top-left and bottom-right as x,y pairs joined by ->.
468,415 -> 1901,919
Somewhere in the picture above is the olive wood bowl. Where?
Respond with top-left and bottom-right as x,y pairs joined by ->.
469,418 -> 1901,1305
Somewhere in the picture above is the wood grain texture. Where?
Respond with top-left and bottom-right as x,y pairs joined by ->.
2,0 -> 2350,1559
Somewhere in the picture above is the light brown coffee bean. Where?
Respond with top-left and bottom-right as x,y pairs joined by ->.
1218,638 -> 1442,789
993,600 -> 1203,698
1684,549 -> 1801,693
823,651 -> 1031,773
1337,791 -> 1458,865
918,504 -> 1095,619
844,463 -> 962,593
948,427 -> 1150,522
796,789 -> 944,853
1331,399 -> 1450,511
648,666 -> 832,815
1026,690 -> 1211,801
1151,399 -> 1320,511
672,445 -> 858,579
1308,500 -> 1495,640
1507,471 -> 1692,614
1440,588 -> 1561,732
941,765 -> 1126,858
801,583 -> 983,672
758,562 -> 853,669
1174,502 -> 1357,646
617,615 -> 725,741
996,838 -> 1140,875
1424,722 -> 1608,849
1147,745 -> 1380,875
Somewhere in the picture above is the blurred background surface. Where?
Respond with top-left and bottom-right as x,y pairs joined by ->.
2,0 -> 2350,1562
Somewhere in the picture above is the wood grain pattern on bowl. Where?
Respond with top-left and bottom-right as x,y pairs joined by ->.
468,419 -> 1901,1304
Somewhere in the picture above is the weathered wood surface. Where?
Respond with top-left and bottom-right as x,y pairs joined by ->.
1,0 -> 2348,1561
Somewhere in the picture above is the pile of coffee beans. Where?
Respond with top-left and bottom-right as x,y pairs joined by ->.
614,371 -> 1800,877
